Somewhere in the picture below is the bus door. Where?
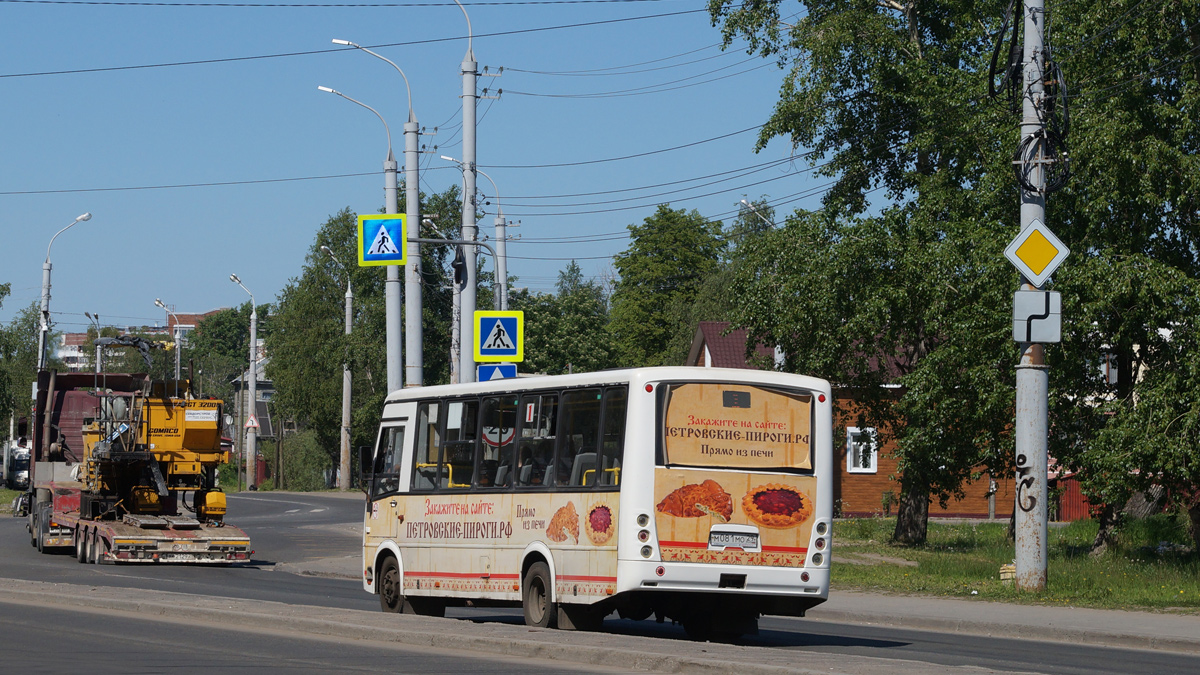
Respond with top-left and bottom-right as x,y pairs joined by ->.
369,421 -> 407,541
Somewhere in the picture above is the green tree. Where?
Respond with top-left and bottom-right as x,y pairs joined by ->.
0,299 -> 56,426
609,205 -> 724,367
516,261 -> 616,375
711,0 -> 1200,547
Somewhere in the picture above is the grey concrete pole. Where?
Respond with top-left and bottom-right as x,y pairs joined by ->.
37,261 -> 51,371
405,119 -> 423,387
317,84 -> 401,392
341,283 -> 353,490
495,214 -> 507,311
231,274 -> 257,490
247,305 -> 258,490
37,213 -> 91,371
322,246 -> 354,491
460,49 -> 478,384
1014,0 -> 1048,591
476,169 -> 507,311
384,150 -> 402,392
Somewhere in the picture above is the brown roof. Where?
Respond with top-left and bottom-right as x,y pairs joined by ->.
686,321 -> 775,369
167,308 -> 226,330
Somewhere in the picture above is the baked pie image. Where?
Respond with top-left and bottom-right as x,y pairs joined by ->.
584,503 -> 615,545
656,480 -> 733,520
742,483 -> 812,528
546,501 -> 580,543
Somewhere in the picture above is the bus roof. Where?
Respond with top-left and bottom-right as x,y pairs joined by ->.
382,366 -> 830,404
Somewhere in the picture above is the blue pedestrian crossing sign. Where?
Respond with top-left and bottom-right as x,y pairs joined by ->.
357,214 -> 407,266
478,363 -> 518,381
474,311 -> 523,363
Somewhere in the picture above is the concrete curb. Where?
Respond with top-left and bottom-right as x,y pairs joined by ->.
0,579 -> 1024,675
807,607 -> 1200,656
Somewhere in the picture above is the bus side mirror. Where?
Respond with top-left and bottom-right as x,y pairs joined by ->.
357,445 -> 373,494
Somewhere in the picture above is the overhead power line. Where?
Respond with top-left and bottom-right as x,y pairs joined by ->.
1,0 -> 673,6
0,8 -> 707,79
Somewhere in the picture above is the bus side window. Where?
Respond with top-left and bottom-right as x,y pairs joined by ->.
480,396 -> 518,489
411,402 -> 441,491
516,393 -> 557,487
372,426 -> 405,497
558,389 -> 603,487
600,386 -> 628,487
441,399 -> 478,489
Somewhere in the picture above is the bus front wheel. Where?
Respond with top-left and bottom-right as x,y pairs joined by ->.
522,561 -> 556,629
378,557 -> 403,613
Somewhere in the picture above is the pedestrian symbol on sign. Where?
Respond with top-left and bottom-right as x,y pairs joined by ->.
484,321 -> 514,351
367,224 -> 399,256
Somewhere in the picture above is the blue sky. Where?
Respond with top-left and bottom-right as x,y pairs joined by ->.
0,0 -> 815,335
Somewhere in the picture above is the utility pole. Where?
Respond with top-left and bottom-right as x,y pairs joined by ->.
321,246 -> 354,491
405,114 -> 423,387
1014,0 -> 1049,591
460,46 -> 478,384
231,274 -> 258,491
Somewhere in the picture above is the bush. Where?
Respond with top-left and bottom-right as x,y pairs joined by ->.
277,430 -> 332,492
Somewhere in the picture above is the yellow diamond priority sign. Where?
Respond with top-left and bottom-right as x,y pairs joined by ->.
1004,219 -> 1068,288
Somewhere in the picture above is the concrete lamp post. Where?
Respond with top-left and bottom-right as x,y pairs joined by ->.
317,82 -> 403,392
320,245 -> 354,491
330,38 -> 423,388
37,212 -> 92,371
154,298 -> 182,383
230,273 -> 257,491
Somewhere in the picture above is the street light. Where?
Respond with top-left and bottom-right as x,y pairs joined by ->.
329,38 -> 423,389
475,167 -> 509,311
154,298 -> 182,383
740,199 -> 775,229
230,273 -> 257,491
320,245 -> 354,491
442,156 -> 511,312
37,212 -> 92,371
317,81 -> 404,391
84,311 -> 101,373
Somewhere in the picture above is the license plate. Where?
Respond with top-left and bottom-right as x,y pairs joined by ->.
709,531 -> 758,549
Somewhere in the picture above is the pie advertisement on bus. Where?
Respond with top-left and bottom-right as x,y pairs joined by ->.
653,468 -> 817,568
662,383 -> 812,470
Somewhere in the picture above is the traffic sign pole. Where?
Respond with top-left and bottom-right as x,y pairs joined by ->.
1014,0 -> 1050,592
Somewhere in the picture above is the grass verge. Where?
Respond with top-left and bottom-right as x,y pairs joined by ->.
833,514 -> 1200,611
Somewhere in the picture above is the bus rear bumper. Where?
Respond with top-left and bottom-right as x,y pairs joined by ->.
616,559 -> 828,602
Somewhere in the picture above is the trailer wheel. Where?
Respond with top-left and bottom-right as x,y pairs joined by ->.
378,557 -> 403,613
522,561 -> 556,629
34,504 -> 47,553
75,527 -> 87,563
87,529 -> 99,564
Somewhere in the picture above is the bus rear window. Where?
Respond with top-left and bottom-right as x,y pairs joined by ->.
660,383 -> 812,471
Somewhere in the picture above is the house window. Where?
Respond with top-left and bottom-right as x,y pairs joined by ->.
846,427 -> 877,474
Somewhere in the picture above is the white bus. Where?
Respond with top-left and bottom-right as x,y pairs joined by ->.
361,366 -> 832,639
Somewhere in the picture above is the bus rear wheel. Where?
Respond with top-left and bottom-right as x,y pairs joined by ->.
522,561 -> 556,629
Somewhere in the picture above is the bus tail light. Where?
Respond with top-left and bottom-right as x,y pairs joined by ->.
637,530 -> 650,542
814,537 -> 825,550
801,572 -> 810,582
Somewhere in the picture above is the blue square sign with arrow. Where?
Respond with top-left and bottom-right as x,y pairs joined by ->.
474,311 -> 523,362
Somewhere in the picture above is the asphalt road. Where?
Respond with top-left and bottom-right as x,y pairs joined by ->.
3,491 -> 1198,674
0,599 -> 631,674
